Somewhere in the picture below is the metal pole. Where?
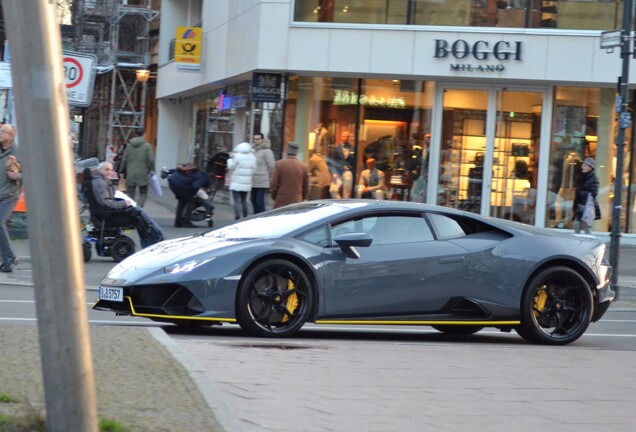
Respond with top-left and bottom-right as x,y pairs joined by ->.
249,101 -> 256,145
1,1 -> 98,431
609,0 -> 633,300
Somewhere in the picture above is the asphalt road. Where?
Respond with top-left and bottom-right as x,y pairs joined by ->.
2,283 -> 636,431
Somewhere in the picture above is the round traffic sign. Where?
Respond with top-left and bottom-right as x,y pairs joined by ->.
63,57 -> 84,89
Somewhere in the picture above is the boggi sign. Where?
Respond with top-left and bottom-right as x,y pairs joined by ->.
434,39 -> 523,72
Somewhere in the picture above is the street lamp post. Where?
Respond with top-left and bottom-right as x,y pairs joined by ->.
609,0 -> 633,300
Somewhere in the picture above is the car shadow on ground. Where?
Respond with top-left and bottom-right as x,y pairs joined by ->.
163,323 -> 529,345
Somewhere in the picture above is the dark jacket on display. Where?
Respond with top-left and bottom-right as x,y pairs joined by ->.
573,169 -> 601,221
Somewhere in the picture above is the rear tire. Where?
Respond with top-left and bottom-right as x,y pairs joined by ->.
82,242 -> 92,262
516,266 -> 593,345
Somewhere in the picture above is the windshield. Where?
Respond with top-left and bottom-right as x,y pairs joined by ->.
204,202 -> 358,239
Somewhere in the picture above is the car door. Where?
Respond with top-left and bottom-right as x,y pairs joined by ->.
323,213 -> 470,317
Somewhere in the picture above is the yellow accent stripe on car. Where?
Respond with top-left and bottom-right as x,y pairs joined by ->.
316,320 -> 520,325
107,297 -> 237,323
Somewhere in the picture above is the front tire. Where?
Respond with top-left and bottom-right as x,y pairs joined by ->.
516,266 -> 593,345
236,259 -> 313,337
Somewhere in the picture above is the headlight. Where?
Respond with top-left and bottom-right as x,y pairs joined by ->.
164,258 -> 215,274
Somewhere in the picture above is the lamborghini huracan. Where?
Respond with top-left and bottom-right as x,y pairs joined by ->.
94,200 -> 614,345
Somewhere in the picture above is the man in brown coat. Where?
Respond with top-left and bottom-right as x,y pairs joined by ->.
270,142 -> 309,208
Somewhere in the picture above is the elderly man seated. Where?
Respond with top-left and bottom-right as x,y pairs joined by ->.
89,161 -> 164,248
356,158 -> 386,200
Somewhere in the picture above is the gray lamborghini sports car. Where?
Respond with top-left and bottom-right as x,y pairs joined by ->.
94,200 -> 614,345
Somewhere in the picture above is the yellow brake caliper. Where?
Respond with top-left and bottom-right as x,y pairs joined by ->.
534,287 -> 548,317
281,278 -> 299,323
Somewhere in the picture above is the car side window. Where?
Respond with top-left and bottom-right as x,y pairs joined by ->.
427,213 -> 466,240
297,225 -> 330,247
367,215 -> 433,245
331,215 -> 433,246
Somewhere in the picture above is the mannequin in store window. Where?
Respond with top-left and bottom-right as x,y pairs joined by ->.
356,158 -> 386,200
329,131 -> 355,198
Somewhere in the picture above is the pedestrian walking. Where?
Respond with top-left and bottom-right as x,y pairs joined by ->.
270,142 -> 309,209
0,124 -> 21,272
227,141 -> 256,219
572,157 -> 600,234
120,129 -> 154,207
308,149 -> 331,199
250,133 -> 275,214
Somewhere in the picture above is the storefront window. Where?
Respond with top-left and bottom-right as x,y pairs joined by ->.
437,87 -> 543,224
286,77 -> 433,201
358,79 -> 433,202
286,76 -> 360,198
246,102 -> 285,159
546,87 -> 619,232
293,0 -> 622,30
193,96 -> 235,168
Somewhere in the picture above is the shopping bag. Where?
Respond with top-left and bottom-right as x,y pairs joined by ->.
149,171 -> 163,197
582,193 -> 595,226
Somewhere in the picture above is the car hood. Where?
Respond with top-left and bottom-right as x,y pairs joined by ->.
114,234 -> 244,271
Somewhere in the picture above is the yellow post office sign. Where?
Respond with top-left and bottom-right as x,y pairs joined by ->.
175,26 -> 202,69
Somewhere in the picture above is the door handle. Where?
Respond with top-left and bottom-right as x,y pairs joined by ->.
439,256 -> 465,265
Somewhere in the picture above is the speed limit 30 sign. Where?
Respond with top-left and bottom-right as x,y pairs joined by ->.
63,50 -> 97,107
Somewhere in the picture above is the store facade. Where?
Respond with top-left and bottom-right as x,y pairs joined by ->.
156,0 -> 636,235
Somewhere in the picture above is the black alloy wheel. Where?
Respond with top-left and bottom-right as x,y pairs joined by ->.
516,266 -> 593,345
110,236 -> 136,262
236,259 -> 313,337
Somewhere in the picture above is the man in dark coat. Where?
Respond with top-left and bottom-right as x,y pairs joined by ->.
572,157 -> 600,234
270,142 -> 309,208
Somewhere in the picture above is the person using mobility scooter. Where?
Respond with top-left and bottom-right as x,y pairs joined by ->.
82,161 -> 164,262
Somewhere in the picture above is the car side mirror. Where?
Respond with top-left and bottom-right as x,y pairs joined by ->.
334,232 -> 372,259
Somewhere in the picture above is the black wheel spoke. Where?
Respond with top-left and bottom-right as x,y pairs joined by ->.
278,304 -> 294,320
561,304 -> 580,314
281,287 -> 307,299
259,274 -> 278,292
255,291 -> 269,301
252,303 -> 272,322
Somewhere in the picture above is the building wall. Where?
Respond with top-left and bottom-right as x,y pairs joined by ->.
158,1 -> 633,102
153,0 -> 636,234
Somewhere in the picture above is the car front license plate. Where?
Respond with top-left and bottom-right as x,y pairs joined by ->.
99,286 -> 124,302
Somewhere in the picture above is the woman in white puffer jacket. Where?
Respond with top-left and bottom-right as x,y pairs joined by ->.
227,142 -> 257,219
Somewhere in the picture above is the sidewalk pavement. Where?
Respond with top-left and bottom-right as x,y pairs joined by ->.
0,188 -> 242,431
1,190 -> 636,431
